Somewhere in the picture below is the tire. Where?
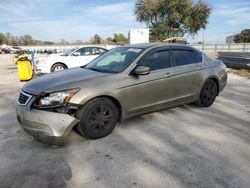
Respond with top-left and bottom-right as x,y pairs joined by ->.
51,63 -> 67,72
76,98 -> 119,139
195,79 -> 218,107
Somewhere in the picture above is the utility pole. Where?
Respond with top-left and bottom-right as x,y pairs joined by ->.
202,29 -> 205,52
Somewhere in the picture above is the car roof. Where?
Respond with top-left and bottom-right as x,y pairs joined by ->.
122,43 -> 202,53
79,46 -> 107,49
122,43 -> 161,49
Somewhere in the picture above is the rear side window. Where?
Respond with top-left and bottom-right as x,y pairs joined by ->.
77,47 -> 93,56
92,48 -> 107,55
173,50 -> 202,66
139,50 -> 170,71
193,51 -> 203,63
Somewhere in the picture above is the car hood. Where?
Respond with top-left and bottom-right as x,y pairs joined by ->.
22,68 -> 110,95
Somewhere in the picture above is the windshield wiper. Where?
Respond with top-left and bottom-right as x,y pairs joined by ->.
85,67 -> 117,73
86,67 -> 102,72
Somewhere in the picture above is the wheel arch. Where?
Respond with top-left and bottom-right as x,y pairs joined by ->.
80,95 -> 123,122
204,76 -> 219,95
51,62 -> 68,72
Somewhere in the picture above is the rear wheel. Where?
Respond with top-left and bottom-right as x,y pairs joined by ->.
196,79 -> 218,107
76,98 -> 119,139
51,63 -> 67,72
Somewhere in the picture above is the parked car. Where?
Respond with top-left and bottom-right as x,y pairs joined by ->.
1,47 -> 11,54
10,46 -> 22,54
35,46 -> 108,74
1,46 -> 22,54
218,52 -> 250,70
16,44 -> 227,145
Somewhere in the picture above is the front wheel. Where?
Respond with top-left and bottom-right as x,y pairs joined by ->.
195,79 -> 218,107
76,98 -> 119,139
51,63 -> 67,72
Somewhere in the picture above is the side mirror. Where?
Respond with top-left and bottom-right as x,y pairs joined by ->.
134,66 -> 150,75
73,52 -> 80,56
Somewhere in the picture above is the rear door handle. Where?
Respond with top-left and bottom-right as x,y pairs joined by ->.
164,72 -> 172,77
197,66 -> 202,70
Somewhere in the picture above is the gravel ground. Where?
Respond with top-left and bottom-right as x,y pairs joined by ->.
0,54 -> 250,188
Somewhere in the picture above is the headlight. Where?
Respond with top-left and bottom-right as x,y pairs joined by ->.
36,59 -> 46,65
34,88 -> 80,108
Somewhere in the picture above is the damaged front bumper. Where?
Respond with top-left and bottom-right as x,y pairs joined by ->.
16,103 -> 79,146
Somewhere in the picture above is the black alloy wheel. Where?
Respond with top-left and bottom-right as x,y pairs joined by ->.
76,98 -> 118,139
196,79 -> 218,107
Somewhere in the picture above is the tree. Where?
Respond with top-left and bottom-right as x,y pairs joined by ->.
113,33 -> 128,44
91,34 -> 102,44
105,34 -> 128,44
9,38 -> 18,46
5,32 -> 12,44
74,40 -> 84,45
106,37 -> 113,43
0,32 -> 56,46
60,38 -> 68,45
135,0 -> 211,41
0,33 -> 5,44
23,34 -> 33,45
234,29 -> 250,43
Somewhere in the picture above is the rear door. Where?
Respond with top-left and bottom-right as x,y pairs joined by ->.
121,47 -> 175,117
171,47 -> 204,101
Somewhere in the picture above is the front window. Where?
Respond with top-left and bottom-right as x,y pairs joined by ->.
61,48 -> 78,56
138,50 -> 171,71
85,47 -> 143,73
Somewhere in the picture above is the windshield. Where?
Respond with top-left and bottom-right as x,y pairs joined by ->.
61,48 -> 78,56
85,47 -> 143,73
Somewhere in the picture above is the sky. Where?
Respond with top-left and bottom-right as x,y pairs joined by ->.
0,0 -> 249,44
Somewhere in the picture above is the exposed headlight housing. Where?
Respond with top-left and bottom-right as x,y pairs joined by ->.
34,88 -> 80,108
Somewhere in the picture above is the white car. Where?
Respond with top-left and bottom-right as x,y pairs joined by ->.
35,46 -> 107,74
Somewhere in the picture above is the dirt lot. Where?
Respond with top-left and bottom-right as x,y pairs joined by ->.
0,54 -> 250,188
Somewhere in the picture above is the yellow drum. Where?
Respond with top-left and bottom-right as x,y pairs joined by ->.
16,55 -> 32,81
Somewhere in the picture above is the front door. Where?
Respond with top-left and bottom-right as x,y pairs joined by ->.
121,47 -> 175,117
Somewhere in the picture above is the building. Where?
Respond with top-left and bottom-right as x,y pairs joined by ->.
129,29 -> 149,44
226,35 -> 236,44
